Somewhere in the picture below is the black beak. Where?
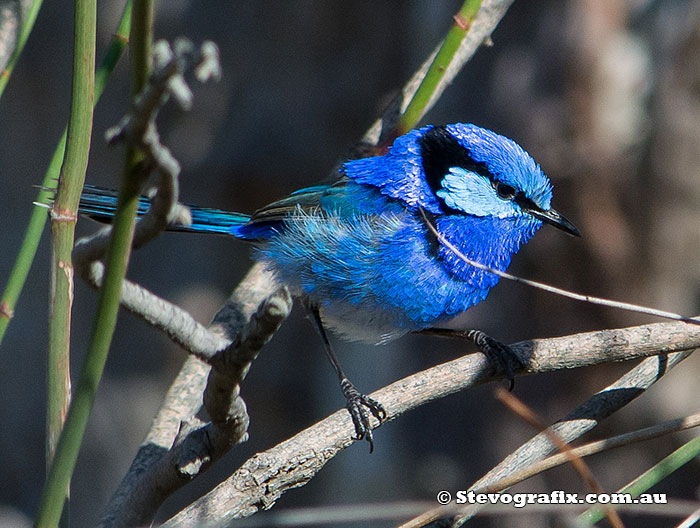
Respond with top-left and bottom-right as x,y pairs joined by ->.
527,207 -> 581,237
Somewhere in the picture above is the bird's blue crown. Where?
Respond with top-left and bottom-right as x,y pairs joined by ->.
343,123 -> 553,218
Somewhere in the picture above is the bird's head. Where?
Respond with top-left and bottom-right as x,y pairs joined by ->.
344,123 -> 579,237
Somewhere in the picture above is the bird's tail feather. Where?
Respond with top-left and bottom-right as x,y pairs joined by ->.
79,185 -> 251,236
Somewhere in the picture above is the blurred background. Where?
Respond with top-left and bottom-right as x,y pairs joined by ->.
1,1 -> 700,526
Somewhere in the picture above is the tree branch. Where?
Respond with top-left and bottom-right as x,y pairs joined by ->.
97,282 -> 291,528
73,40 -> 225,361
159,320 -> 698,527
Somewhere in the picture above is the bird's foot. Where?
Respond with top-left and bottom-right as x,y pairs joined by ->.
467,330 -> 523,390
340,378 -> 386,452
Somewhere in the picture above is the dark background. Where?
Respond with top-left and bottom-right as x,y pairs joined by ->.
1,1 -> 700,527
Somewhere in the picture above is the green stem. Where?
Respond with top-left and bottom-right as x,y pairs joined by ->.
398,0 -> 483,133
123,0 -> 153,182
0,2 -> 132,345
37,0 -> 97,524
129,0 -> 153,96
578,435 -> 700,525
35,1 -> 150,526
0,0 -> 45,99
46,0 -> 97,459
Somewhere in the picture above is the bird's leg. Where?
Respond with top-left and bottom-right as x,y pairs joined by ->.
305,302 -> 386,451
416,328 -> 524,390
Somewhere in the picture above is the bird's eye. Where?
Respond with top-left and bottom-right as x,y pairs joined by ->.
495,182 -> 516,200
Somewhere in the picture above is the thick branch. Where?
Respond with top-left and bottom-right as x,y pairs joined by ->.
98,283 -> 291,528
97,263 -> 287,528
160,320 -> 699,527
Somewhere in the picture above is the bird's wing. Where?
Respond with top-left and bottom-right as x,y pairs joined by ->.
244,179 -> 348,226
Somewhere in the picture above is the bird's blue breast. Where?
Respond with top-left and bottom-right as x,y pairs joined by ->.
253,182 -> 542,343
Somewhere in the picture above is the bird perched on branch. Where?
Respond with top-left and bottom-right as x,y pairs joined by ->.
79,123 -> 579,450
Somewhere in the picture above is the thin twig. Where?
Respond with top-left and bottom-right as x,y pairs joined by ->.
223,500 -> 699,528
76,265 -> 230,358
419,207 -> 700,326
494,389 -> 624,528
73,40 -> 223,359
578,433 -> 700,525
478,411 -> 700,494
74,39 -> 221,269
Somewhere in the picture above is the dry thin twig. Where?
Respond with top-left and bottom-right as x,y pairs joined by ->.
418,207 -> 700,327
219,499 -> 700,527
74,39 -> 221,267
494,389 -> 624,528
478,411 -> 700,494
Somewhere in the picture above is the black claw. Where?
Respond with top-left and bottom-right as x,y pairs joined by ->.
468,330 -> 523,389
340,378 -> 386,451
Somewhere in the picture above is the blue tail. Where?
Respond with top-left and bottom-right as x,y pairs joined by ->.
79,185 -> 251,236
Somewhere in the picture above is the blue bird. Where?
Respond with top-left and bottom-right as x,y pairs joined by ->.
79,123 -> 579,449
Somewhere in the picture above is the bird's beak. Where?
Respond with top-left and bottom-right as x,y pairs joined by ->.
527,207 -> 581,237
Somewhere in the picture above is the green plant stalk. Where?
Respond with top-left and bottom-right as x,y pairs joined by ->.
38,178 -> 141,528
398,0 -> 482,133
123,0 -> 153,175
129,0 -> 153,96
36,1 -> 150,526
38,0 -> 97,524
578,435 -> 700,525
0,1 -> 132,346
46,0 -> 97,458
0,0 -> 45,99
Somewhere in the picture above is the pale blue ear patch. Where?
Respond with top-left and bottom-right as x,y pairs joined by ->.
445,123 -> 554,210
436,167 -> 521,218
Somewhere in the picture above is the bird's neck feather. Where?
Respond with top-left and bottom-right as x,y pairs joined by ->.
434,214 -> 542,287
